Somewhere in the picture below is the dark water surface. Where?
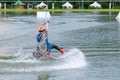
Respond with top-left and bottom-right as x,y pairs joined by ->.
0,12 -> 120,80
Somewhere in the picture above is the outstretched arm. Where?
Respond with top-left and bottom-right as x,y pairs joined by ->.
43,6 -> 49,31
44,21 -> 49,31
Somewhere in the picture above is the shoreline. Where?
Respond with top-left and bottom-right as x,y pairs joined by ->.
0,9 -> 120,12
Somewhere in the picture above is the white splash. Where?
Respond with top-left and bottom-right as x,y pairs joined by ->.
0,48 -> 87,72
51,48 -> 87,70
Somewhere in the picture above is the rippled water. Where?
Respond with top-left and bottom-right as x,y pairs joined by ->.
0,12 -> 120,80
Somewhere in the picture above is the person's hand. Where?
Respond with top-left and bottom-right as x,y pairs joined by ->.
47,21 -> 49,23
44,6 -> 48,10
44,21 -> 49,25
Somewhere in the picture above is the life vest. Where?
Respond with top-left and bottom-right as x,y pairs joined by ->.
36,30 -> 51,55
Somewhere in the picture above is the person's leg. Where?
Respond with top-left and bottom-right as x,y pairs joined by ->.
51,44 -> 60,50
51,44 -> 65,54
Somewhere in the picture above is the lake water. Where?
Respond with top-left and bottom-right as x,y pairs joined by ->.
0,12 -> 120,80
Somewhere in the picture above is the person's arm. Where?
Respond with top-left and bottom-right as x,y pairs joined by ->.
43,6 -> 49,31
44,21 -> 49,31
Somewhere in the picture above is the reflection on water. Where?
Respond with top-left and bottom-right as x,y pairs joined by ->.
0,12 -> 120,80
